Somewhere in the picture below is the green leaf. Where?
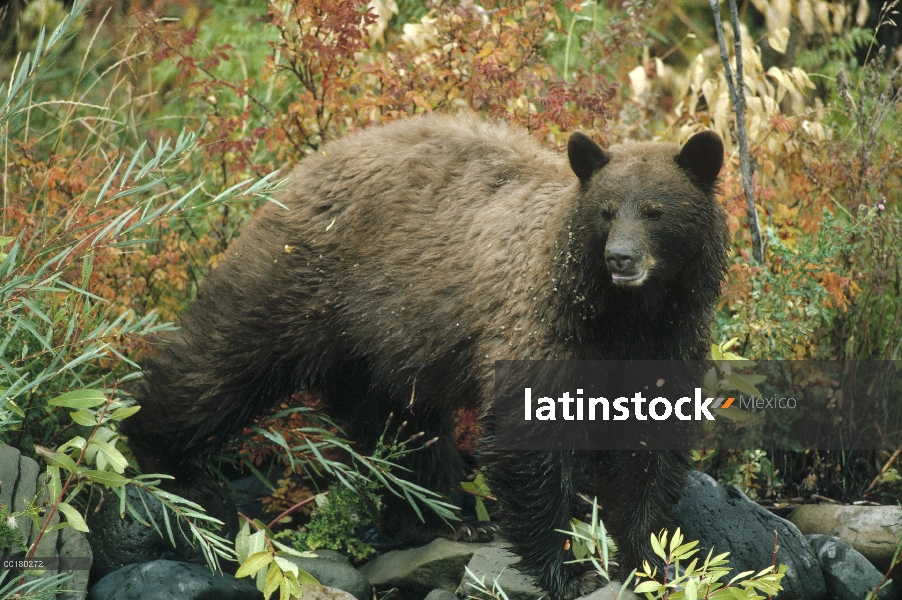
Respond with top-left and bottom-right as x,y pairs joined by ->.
236,551 -> 273,579
474,497 -> 490,522
83,470 -> 130,487
703,367 -> 718,394
264,562 -> 282,599
5,399 -> 25,418
669,528 -> 683,553
685,577 -> 698,600
295,567 -> 319,585
270,538 -> 316,558
70,409 -> 97,427
673,539 -> 700,558
711,343 -> 722,361
47,466 -> 62,500
37,447 -> 78,474
727,570 -> 756,585
634,581 -> 662,594
236,521 -> 251,562
712,406 -> 749,421
57,501 -> 89,532
81,250 -> 94,289
728,587 -> 750,599
650,532 -> 665,560
273,556 -> 299,578
48,389 -> 107,409
88,439 -> 128,473
109,405 -> 141,421
724,374 -> 762,396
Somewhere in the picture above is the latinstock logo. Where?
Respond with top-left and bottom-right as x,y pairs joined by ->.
493,359 -> 901,453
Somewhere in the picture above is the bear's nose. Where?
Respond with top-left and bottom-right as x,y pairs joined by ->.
605,246 -> 633,272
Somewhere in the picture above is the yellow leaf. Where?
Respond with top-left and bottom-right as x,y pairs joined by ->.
475,41 -> 495,59
628,65 -> 648,98
769,27 -> 790,53
236,551 -> 273,579
264,562 -> 282,599
798,0 -> 815,34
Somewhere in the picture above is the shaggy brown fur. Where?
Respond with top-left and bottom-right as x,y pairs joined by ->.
124,113 -> 729,600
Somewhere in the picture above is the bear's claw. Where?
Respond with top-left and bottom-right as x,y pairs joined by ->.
445,521 -> 500,543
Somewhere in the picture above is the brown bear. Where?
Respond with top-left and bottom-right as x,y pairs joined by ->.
124,113 -> 728,600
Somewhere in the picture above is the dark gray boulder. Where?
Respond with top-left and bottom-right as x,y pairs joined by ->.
86,559 -> 260,600
807,534 -> 898,600
86,484 -> 208,583
282,549 -> 370,600
673,471 -> 826,600
0,443 -> 92,600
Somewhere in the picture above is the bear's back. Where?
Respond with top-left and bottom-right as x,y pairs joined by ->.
276,114 -> 572,242
227,115 -> 579,378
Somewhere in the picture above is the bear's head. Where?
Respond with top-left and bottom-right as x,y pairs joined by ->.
567,130 -> 725,289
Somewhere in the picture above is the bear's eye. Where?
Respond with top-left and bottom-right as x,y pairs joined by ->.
600,210 -> 614,221
645,209 -> 662,220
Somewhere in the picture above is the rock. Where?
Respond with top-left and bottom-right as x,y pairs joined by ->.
577,582 -> 640,600
299,583 -> 358,600
58,526 -> 94,600
0,444 -> 20,518
424,588 -> 459,600
86,484 -> 207,583
0,444 -> 92,600
790,505 -> 902,571
359,538 -> 482,596
457,544 -> 543,600
807,534 -> 898,600
6,446 -> 41,550
283,549 -> 370,600
673,471 -> 826,600
229,475 -> 277,519
86,559 -> 260,600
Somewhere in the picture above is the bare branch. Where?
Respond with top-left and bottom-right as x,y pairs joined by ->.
708,0 -> 764,263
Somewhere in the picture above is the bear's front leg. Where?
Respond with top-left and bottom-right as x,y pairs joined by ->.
592,450 -> 689,579
482,448 -> 599,600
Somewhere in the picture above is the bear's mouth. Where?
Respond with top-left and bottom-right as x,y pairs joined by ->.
610,270 -> 646,284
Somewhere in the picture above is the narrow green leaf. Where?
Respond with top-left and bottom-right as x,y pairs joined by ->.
81,250 -> 94,289
83,470 -> 130,487
38,449 -> 78,474
474,498 -> 490,522
264,562 -> 282,599
48,389 -> 107,409
724,373 -> 762,396
57,501 -> 89,532
109,405 -> 141,421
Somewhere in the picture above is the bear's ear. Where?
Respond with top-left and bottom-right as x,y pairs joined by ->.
568,131 -> 611,185
676,130 -> 724,191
